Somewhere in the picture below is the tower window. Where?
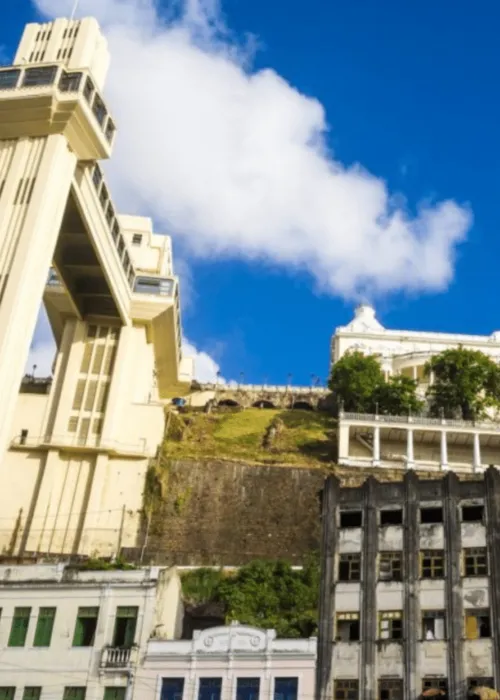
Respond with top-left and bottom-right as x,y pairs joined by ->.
420,550 -> 445,579
335,680 -> 358,700
422,610 -> 446,640
23,66 -> 58,87
338,553 -> 361,582
462,505 -> 484,523
465,611 -> 491,639
0,69 -> 21,90
380,509 -> 403,526
379,552 -> 403,581
464,548 -> 488,576
132,234 -> 142,246
336,613 -> 360,642
420,507 -> 443,524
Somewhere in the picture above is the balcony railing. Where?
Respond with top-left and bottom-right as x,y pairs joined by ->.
11,433 -> 147,455
0,64 -> 115,144
341,411 -> 500,433
100,645 -> 138,670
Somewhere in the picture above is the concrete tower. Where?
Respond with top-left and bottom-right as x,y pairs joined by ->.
0,18 -> 192,557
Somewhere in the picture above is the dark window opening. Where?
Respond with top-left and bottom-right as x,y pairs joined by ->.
421,550 -> 445,579
379,552 -> 403,581
198,679 -> 222,700
20,429 -> 28,445
422,679 -> 448,696
112,606 -> 138,647
236,678 -> 260,700
422,611 -> 446,640
22,66 -> 58,87
380,509 -> 403,526
335,680 -> 359,700
464,548 -> 488,576
274,678 -> 297,700
72,607 -> 98,646
92,94 -> 107,127
59,71 -> 82,92
83,76 -> 95,104
462,505 -> 484,523
132,234 -> 142,246
0,69 -> 21,90
465,611 -> 491,639
469,679 -> 494,694
420,507 -> 443,524
336,614 -> 360,642
379,680 -> 402,700
161,679 -> 184,700
339,553 -> 361,582
340,511 -> 362,528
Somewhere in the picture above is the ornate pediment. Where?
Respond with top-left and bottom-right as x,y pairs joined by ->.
192,624 -> 276,653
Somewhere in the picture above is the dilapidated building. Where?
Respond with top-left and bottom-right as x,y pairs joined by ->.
316,467 -> 500,700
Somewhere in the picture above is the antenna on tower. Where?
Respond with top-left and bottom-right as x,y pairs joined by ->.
70,0 -> 80,21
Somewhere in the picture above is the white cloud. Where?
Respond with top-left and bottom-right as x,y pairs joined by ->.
34,0 -> 472,299
182,338 -> 225,383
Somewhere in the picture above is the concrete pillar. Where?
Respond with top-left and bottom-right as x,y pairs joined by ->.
337,423 -> 350,463
0,135 -> 77,465
373,426 -> 380,467
473,433 -> 482,472
406,429 -> 415,469
440,430 -> 448,470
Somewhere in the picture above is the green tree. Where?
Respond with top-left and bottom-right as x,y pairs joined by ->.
329,351 -> 384,413
329,351 -> 422,415
181,557 -> 320,638
372,375 -> 424,416
217,558 -> 319,638
425,347 -> 500,420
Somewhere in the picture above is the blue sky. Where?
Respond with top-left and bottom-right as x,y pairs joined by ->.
7,0 -> 500,384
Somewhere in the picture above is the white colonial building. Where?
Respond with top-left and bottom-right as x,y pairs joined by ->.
138,623 -> 317,700
333,305 -> 500,474
0,563 -> 183,700
331,304 -> 500,384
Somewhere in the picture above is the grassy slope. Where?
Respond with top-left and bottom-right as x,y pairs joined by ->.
162,408 -> 337,467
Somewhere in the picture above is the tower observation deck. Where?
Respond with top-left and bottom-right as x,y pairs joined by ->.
0,17 -> 192,557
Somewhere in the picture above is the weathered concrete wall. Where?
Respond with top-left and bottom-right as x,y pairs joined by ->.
139,459 -> 329,565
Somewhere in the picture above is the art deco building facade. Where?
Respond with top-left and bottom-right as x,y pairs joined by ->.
0,17 -> 192,557
316,468 -> 500,700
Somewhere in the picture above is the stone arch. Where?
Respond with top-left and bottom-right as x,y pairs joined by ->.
292,401 -> 314,411
252,400 -> 276,409
218,399 -> 240,407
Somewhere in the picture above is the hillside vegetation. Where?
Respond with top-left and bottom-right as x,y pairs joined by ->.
162,407 -> 337,467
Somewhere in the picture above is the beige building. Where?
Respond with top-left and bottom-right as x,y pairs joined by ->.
0,563 -> 183,700
138,623 -> 317,700
0,17 -> 192,557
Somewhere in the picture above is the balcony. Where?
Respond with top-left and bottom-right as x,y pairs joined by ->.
100,645 -> 138,671
10,433 -> 147,457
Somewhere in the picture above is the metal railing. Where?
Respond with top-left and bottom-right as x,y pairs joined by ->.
11,434 -> 147,455
100,645 -> 137,670
341,411 -> 500,433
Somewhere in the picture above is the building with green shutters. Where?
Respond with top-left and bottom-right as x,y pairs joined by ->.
0,564 -> 183,700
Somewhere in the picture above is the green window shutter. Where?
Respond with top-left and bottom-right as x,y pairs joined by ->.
8,608 -> 31,647
0,690 -> 15,700
23,688 -> 41,700
114,607 -> 138,648
104,688 -> 126,700
72,607 -> 99,647
63,688 -> 86,700
34,607 -> 56,647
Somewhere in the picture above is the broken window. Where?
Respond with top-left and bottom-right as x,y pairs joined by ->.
336,613 -> 360,642
420,550 -> 445,579
465,611 -> 491,639
464,548 -> 488,576
420,507 -> 443,524
378,611 -> 403,641
462,505 -> 484,523
380,509 -> 403,526
422,611 -> 446,640
422,679 -> 448,695
340,511 -> 362,528
379,552 -> 403,581
334,680 -> 358,700
378,679 -> 402,700
338,553 -> 361,582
